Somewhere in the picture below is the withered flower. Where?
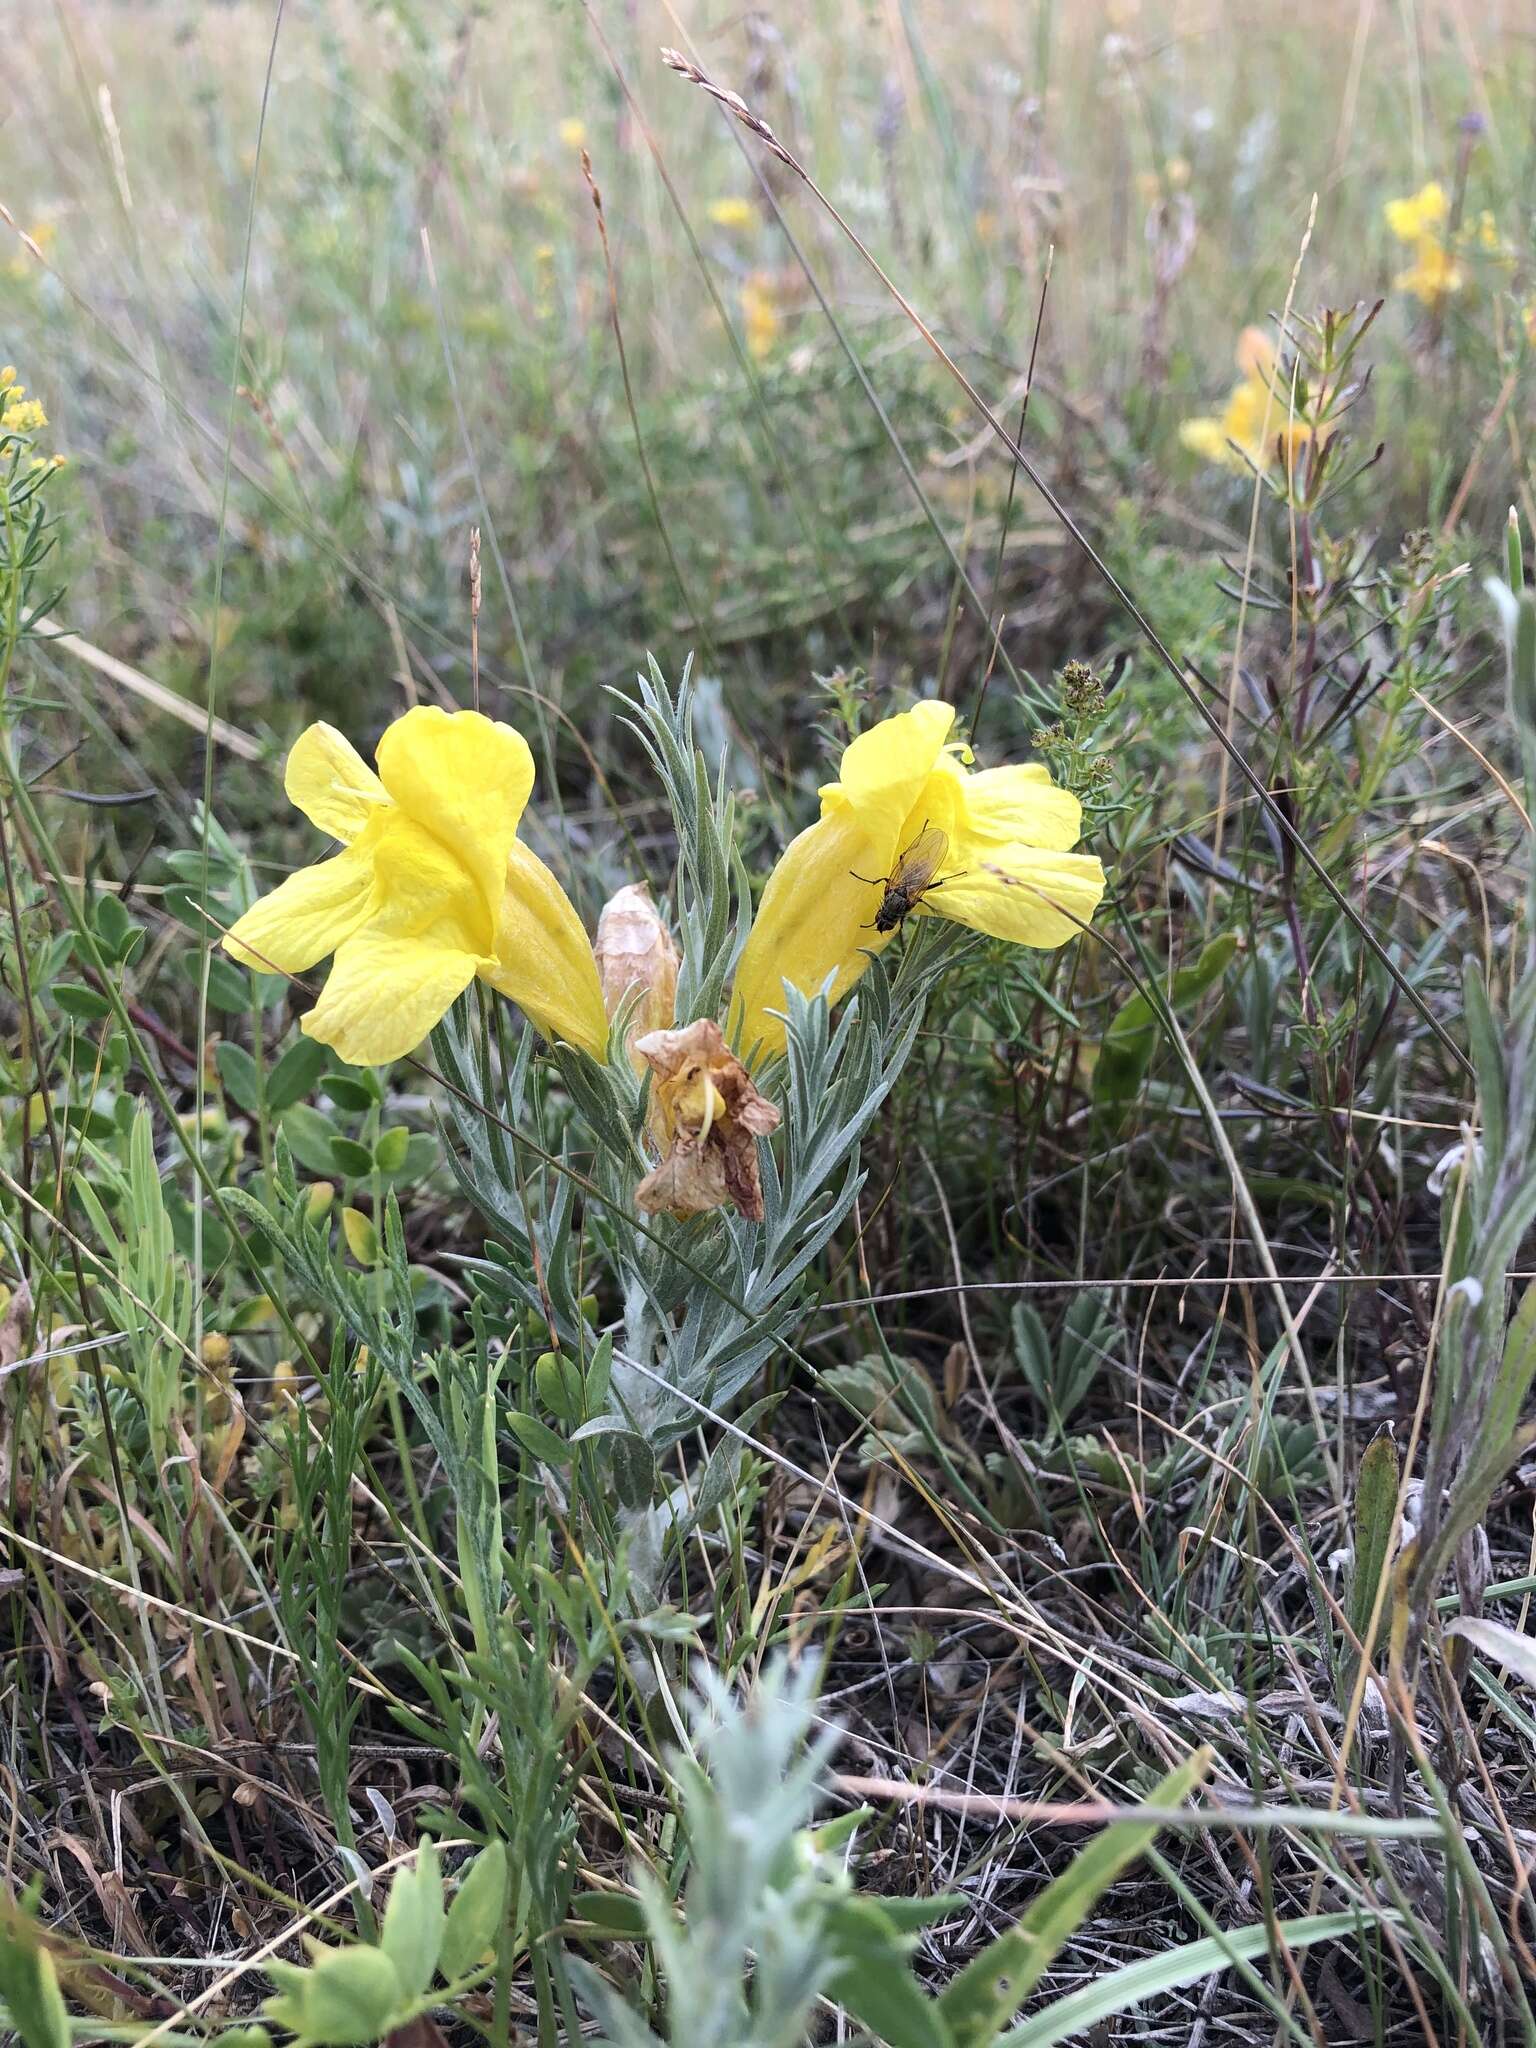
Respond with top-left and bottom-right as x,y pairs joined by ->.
594,883 -> 680,1064
634,1019 -> 781,1223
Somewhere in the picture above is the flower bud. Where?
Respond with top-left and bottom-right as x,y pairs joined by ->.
594,884 -> 679,1063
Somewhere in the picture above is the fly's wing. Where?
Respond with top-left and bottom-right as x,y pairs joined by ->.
892,823 -> 949,893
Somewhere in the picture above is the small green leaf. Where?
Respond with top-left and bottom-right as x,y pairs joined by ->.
279,1105 -> 344,1178
289,1945 -> 402,2047
267,1036 -> 330,1113
93,889 -> 131,953
373,1125 -> 411,1174
53,981 -> 111,1022
440,1843 -> 509,1979
568,1891 -> 648,1940
536,1349 -> 584,1426
330,1136 -> 375,1180
380,1842 -> 444,2001
216,1041 -> 262,1114
508,1410 -> 571,1467
324,1073 -> 379,1113
205,956 -> 254,1012
385,1133 -> 439,1184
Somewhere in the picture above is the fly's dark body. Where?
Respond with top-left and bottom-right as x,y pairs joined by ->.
854,823 -> 952,933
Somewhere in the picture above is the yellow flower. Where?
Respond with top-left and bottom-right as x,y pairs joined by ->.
708,197 -> 756,230
0,367 -> 15,388
1394,232 -> 1462,307
558,118 -> 587,149
729,700 -> 1104,1056
223,706 -> 608,1066
1384,181 -> 1448,242
1179,326 -> 1325,474
1,395 -> 47,436
741,272 -> 782,359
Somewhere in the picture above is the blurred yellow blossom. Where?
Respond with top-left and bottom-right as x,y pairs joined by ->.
1383,180 -> 1476,308
1179,326 -> 1328,474
558,118 -> 587,149
2,384 -> 48,437
708,197 -> 756,230
741,272 -> 781,359
1395,234 -> 1462,307
1384,181 -> 1447,242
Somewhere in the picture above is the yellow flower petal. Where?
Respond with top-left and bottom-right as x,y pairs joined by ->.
375,706 -> 534,934
1179,415 -> 1238,469
485,841 -> 610,1058
1384,181 -> 1446,242
367,815 -> 494,954
949,762 -> 1084,856
1394,235 -> 1462,306
729,807 -> 896,1058
222,843 -> 377,974
824,699 -> 955,839
302,932 -> 481,1065
930,846 -> 1106,948
284,724 -> 389,843
708,197 -> 756,229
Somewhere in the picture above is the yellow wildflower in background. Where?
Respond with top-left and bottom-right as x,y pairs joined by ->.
558,118 -> 587,150
1,368 -> 48,437
2,396 -> 47,436
1179,326 -> 1325,474
223,706 -> 608,1066
730,700 -> 1104,1056
740,272 -> 782,359
1394,234 -> 1462,307
708,197 -> 756,230
1383,180 -> 1474,308
1383,181 -> 1447,242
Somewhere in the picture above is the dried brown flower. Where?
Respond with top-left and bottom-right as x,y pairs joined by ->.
633,1018 -> 781,1223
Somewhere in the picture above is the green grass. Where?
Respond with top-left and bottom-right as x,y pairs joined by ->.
4,1 -> 1536,2044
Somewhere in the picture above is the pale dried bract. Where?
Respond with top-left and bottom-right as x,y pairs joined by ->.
595,883 -> 680,1063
